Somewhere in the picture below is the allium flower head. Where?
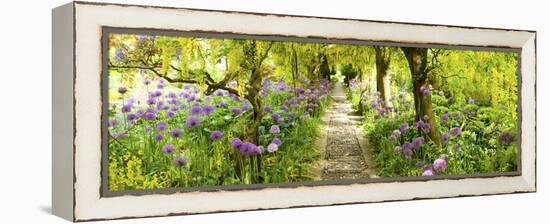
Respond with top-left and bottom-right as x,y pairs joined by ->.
422,168 -> 435,176
230,107 -> 242,116
267,143 -> 279,153
210,130 -> 223,141
270,125 -> 281,134
185,116 -> 201,128
440,113 -> 450,120
202,105 -> 216,116
270,113 -> 280,121
155,133 -> 163,141
144,79 -> 151,85
173,155 -> 188,167
403,148 -> 413,160
169,128 -> 182,138
112,132 -> 128,139
190,105 -> 202,115
263,106 -> 272,113
433,158 -> 447,172
121,103 -> 132,113
423,115 -> 430,121
144,126 -> 152,132
157,121 -> 167,131
449,127 -> 462,136
399,123 -> 409,133
118,87 -> 127,94
416,160 -> 423,168
231,138 -> 242,149
219,101 -> 228,107
271,138 -> 282,146
166,111 -> 175,118
412,137 -> 425,149
394,146 -> 402,153
162,144 -> 176,154
144,112 -> 156,120
126,113 -> 137,121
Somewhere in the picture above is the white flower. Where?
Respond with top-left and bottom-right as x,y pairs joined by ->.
267,143 -> 279,153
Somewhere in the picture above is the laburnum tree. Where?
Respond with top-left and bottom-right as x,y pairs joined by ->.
400,47 -> 442,146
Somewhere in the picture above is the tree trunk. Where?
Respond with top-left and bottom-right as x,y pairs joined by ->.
401,47 -> 441,146
374,46 -> 392,106
291,46 -> 299,96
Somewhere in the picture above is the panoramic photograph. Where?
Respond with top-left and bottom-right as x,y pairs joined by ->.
105,33 -> 519,191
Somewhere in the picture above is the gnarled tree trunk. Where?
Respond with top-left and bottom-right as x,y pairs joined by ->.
374,46 -> 392,106
401,47 -> 441,146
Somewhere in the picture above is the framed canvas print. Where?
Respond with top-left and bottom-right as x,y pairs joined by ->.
52,1 -> 537,222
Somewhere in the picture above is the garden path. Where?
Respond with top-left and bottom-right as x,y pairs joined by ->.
320,82 -> 375,180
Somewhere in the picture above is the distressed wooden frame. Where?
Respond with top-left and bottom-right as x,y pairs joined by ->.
52,1 -> 536,222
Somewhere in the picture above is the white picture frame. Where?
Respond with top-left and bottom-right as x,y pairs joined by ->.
52,1 -> 536,222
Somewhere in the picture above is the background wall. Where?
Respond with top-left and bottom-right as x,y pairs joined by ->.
0,0 -> 546,223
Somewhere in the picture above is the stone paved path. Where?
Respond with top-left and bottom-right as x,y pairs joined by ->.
321,82 -> 372,180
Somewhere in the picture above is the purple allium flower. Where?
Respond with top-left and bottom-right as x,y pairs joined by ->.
185,116 -> 201,128
144,126 -> 152,132
394,146 -> 402,153
403,148 -> 413,160
166,111 -> 175,118
263,106 -> 272,113
183,84 -> 191,90
412,137 -> 425,149
416,160 -> 423,168
190,105 -> 202,115
169,128 -> 183,138
420,86 -> 431,96
121,103 -> 132,113
498,132 -> 516,146
242,103 -> 250,111
152,90 -> 162,97
423,115 -> 430,121
162,144 -> 176,154
280,105 -> 289,112
422,168 -> 435,176
202,105 -> 216,116
271,138 -> 282,146
231,138 -> 242,149
270,125 -> 281,134
118,87 -> 127,94
210,130 -> 223,141
433,158 -> 447,172
144,112 -> 156,121
230,107 -> 242,116
370,101 -> 378,109
126,113 -> 137,121
267,143 -> 279,153
449,127 -> 462,136
156,83 -> 164,89
389,134 -> 397,141
112,131 -> 128,139
440,113 -> 450,120
219,101 -> 228,107
108,119 -> 119,127
173,155 -> 188,167
157,121 -> 167,131
400,123 -> 409,133
155,133 -> 164,141
144,79 -> 151,85
271,113 -> 280,122
393,130 -> 401,137
442,133 -> 449,144
239,142 -> 255,155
